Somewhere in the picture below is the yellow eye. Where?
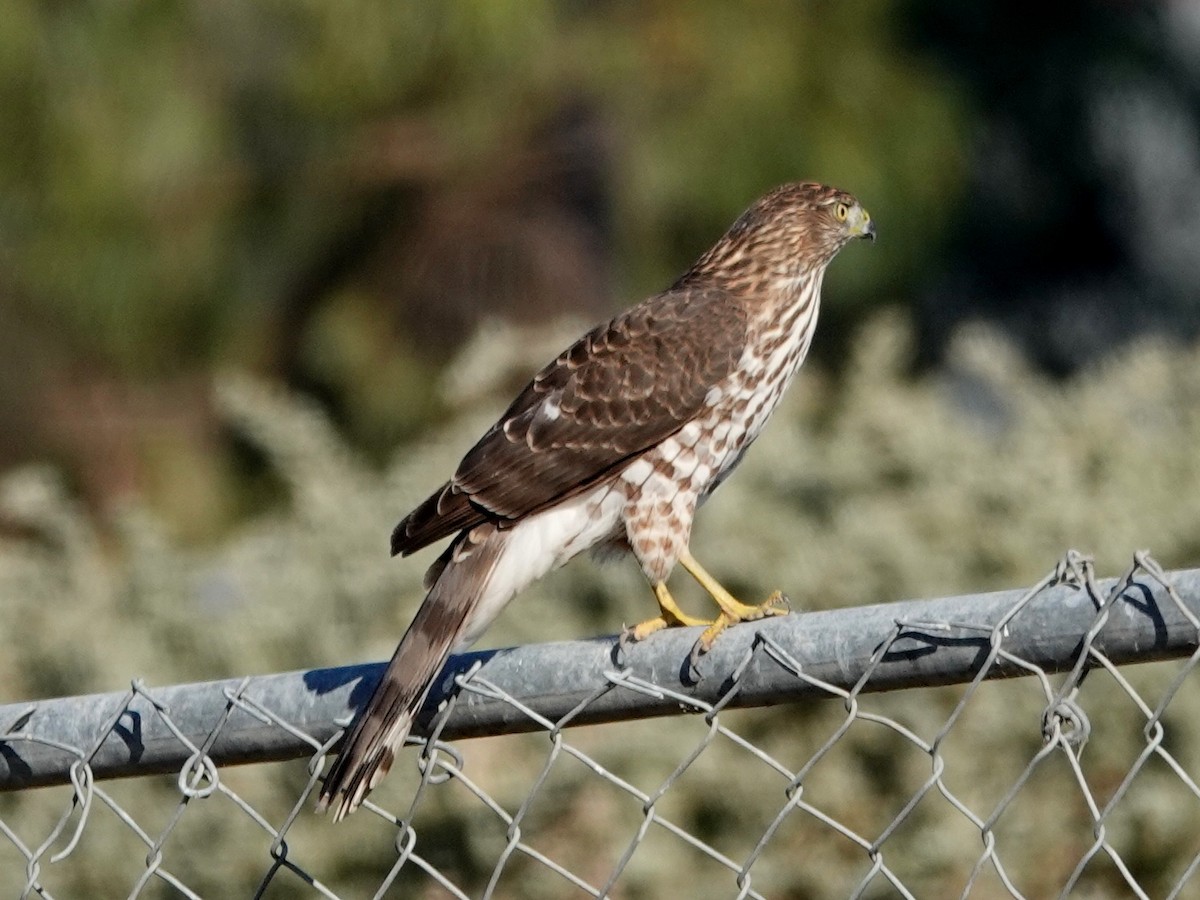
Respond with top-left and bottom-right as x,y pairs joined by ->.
835,202 -> 849,221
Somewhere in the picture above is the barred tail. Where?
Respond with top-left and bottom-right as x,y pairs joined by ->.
317,525 -> 502,821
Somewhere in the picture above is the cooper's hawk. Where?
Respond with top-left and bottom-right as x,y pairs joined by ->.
318,182 -> 875,820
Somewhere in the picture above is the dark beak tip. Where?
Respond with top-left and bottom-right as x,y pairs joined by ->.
864,222 -> 877,242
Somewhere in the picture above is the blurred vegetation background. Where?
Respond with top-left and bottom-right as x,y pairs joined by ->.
3,0 -> 1195,541
2,1 -> 1200,897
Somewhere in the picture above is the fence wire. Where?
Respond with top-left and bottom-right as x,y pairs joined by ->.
2,550 -> 1200,898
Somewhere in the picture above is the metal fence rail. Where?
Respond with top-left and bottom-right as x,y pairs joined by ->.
2,551 -> 1200,898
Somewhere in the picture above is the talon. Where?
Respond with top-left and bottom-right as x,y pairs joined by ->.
688,636 -> 708,677
698,617 -> 726,652
617,625 -> 633,659
756,589 -> 791,618
686,610 -> 736,676
617,622 -> 654,664
622,616 -> 670,646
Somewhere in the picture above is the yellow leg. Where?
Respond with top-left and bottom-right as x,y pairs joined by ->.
623,581 -> 709,644
621,552 -> 790,662
678,549 -> 789,656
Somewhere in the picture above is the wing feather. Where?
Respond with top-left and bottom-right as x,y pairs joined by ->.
391,286 -> 747,556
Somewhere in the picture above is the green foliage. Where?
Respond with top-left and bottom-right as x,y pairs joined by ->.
2,313 -> 1199,896
0,1 -> 962,375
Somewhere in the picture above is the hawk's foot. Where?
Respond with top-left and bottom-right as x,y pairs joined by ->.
714,588 -> 791,624
676,549 -> 791,666
620,581 -> 709,649
679,550 -> 791,624
687,590 -> 790,666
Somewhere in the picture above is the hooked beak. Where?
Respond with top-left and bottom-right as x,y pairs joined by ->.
851,207 -> 876,242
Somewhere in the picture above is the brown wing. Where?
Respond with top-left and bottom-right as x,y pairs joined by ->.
391,286 -> 748,556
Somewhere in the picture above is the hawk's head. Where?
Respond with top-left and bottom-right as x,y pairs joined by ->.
738,182 -> 874,255
691,182 -> 874,289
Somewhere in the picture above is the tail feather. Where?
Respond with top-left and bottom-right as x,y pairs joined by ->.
391,482 -> 484,557
317,525 -> 501,821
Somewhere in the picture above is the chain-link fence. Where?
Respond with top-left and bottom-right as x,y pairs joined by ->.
2,550 -> 1199,898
